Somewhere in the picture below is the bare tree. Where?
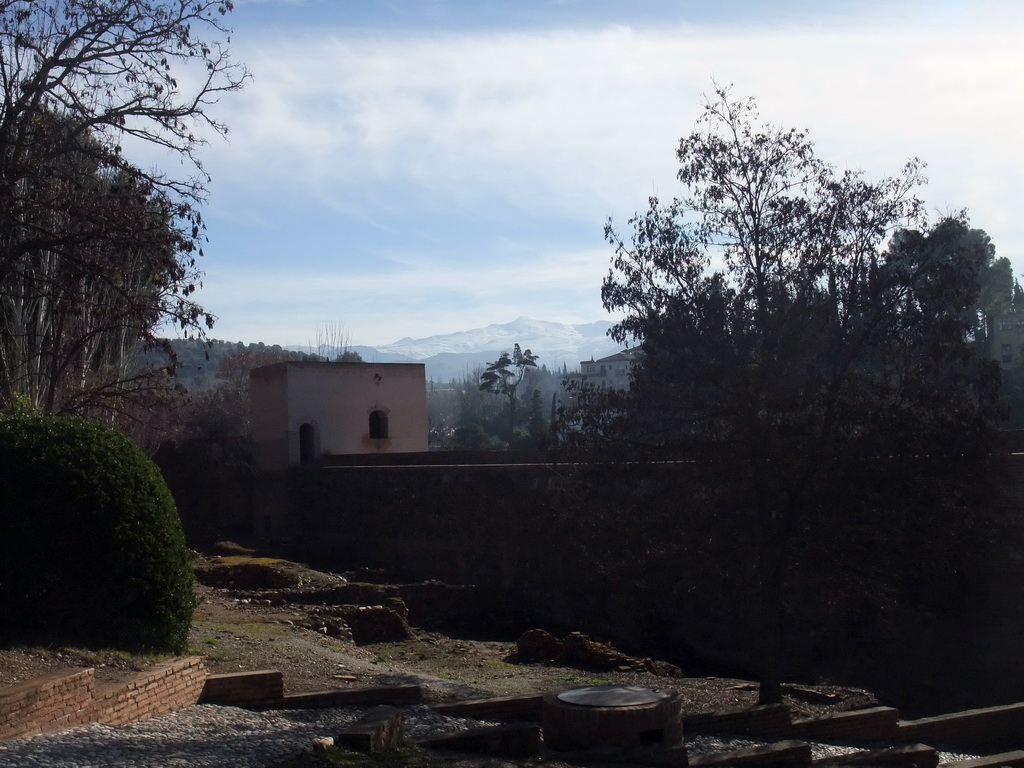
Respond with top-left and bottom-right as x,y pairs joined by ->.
0,0 -> 247,210
311,320 -> 363,362
0,1 -> 249,412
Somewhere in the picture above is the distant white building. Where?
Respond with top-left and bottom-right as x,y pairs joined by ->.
249,361 -> 428,473
990,313 -> 1024,368
577,349 -> 642,391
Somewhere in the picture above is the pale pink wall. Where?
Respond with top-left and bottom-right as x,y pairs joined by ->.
250,362 -> 428,471
250,364 -> 290,472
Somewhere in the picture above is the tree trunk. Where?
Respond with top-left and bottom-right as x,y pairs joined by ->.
508,393 -> 517,440
756,498 -> 792,706
757,575 -> 784,705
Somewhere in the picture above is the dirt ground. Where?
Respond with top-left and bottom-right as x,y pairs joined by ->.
0,556 -> 878,724
190,590 -> 877,720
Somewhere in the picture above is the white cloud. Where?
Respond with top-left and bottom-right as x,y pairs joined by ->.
187,3 -> 1024,343
213,16 -> 1022,224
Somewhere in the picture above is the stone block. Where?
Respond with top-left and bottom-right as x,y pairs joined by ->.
337,706 -> 404,752
201,670 -> 284,706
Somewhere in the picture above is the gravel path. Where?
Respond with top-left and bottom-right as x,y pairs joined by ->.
0,703 -> 495,768
686,734 -> 979,764
0,704 -> 983,768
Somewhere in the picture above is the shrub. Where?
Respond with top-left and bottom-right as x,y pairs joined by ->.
0,412 -> 195,653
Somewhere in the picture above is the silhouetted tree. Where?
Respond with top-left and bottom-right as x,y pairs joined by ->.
969,230 -> 1014,344
479,343 -> 539,439
526,388 -> 548,447
566,86 -> 1003,704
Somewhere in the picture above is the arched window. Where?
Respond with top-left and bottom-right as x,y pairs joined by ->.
369,410 -> 389,440
299,422 -> 318,463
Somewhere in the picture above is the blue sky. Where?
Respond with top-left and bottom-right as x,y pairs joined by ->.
161,0 -> 1024,348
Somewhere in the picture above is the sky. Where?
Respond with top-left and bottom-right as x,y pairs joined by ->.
158,0 -> 1024,348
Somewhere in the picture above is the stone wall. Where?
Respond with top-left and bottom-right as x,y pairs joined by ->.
286,453 -> 617,581
283,457 -> 605,635
0,657 -> 206,741
277,449 -> 1024,716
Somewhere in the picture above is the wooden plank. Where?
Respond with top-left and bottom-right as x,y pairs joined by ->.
429,694 -> 543,720
418,723 -> 542,757
942,751 -> 1024,768
686,704 -> 793,736
813,743 -> 937,767
792,707 -> 900,742
688,740 -> 812,767
279,684 -> 422,708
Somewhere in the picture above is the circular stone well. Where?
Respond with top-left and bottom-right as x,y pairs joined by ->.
542,685 -> 683,754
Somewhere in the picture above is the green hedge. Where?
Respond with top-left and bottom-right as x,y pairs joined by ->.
0,413 -> 195,653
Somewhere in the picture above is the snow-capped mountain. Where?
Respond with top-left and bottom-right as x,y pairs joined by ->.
344,317 -> 624,382
376,317 -> 615,360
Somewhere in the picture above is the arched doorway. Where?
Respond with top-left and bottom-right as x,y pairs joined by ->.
368,410 -> 389,440
299,422 -> 319,463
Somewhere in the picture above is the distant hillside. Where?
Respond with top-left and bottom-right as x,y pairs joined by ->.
291,317 -> 623,381
152,317 -> 624,389
145,338 -> 318,391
